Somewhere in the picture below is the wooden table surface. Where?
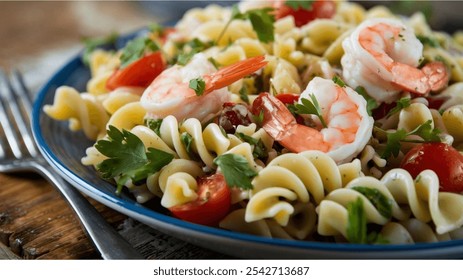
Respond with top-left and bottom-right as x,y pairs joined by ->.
0,1 -> 227,260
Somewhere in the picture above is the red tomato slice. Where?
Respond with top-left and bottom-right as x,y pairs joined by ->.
106,51 -> 165,91
276,93 -> 300,104
169,173 -> 232,226
274,0 -> 336,27
400,142 -> 463,193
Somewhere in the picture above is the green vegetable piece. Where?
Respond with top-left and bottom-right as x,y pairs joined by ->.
346,197 -> 367,244
355,86 -> 378,117
352,186 -> 392,219
386,97 -> 411,118
217,5 -> 275,44
380,120 -> 441,159
346,197 -> 389,244
332,76 -> 346,87
145,118 -> 163,136
119,37 -> 160,68
213,154 -> 257,190
189,77 -> 206,96
236,132 -> 268,159
95,125 -> 174,195
285,0 -> 314,10
295,95 -> 328,128
82,32 -> 118,66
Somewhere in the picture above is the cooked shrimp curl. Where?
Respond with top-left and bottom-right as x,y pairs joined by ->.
252,77 -> 374,164
141,54 -> 267,122
342,18 -> 449,103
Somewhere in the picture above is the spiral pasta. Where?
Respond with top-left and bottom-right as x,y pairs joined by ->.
43,0 -> 463,246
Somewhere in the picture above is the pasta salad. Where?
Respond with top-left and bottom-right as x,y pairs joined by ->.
44,0 -> 463,245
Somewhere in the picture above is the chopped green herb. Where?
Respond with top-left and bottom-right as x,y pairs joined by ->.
181,132 -> 194,155
295,95 -> 327,128
386,97 -> 411,118
285,0 -> 314,10
82,32 -> 118,66
236,132 -> 268,159
175,38 -> 213,65
145,118 -> 163,136
189,77 -> 206,96
119,37 -> 160,68
213,154 -> 257,190
355,86 -> 378,117
352,186 -> 392,219
380,120 -> 441,159
346,197 -> 388,244
217,5 -> 275,44
95,125 -> 174,195
332,76 -> 346,87
148,22 -> 165,35
239,86 -> 250,104
417,35 -> 440,48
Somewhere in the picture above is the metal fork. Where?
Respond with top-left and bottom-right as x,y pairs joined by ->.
0,70 -> 143,259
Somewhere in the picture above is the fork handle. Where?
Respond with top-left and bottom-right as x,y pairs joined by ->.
32,162 -> 144,259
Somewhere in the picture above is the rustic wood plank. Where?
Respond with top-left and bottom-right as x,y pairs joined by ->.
0,173 -> 127,259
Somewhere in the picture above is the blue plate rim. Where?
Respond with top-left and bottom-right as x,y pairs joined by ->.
30,38 -> 463,258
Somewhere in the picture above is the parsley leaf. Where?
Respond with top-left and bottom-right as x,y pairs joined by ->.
181,132 -> 194,155
189,77 -> 206,96
176,38 -> 213,66
236,133 -> 268,159
82,32 -> 118,66
380,120 -> 441,159
332,76 -> 346,87
355,86 -> 378,117
95,125 -> 174,195
119,37 -> 160,68
213,154 -> 257,190
352,186 -> 392,219
145,118 -> 163,136
217,5 -> 275,44
285,0 -> 314,10
417,35 -> 440,48
386,97 -> 411,118
295,95 -> 328,128
346,197 -> 388,244
346,197 -> 367,244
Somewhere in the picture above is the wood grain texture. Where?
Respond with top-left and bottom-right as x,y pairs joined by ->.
0,173 -> 126,259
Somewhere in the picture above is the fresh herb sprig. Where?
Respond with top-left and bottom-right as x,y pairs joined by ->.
213,154 -> 257,190
216,5 -> 275,44
295,95 -> 327,128
352,186 -> 392,219
378,120 -> 441,159
189,77 -> 206,96
285,0 -> 314,10
385,97 -> 411,118
119,37 -> 160,68
82,32 -> 118,66
95,125 -> 174,195
346,198 -> 389,244
355,86 -> 378,116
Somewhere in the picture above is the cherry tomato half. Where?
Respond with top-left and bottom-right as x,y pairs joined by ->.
274,0 -> 336,27
169,173 -> 232,226
106,51 -> 165,91
400,142 -> 463,193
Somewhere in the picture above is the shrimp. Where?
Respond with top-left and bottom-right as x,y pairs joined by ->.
341,18 -> 449,104
252,77 -> 374,163
141,53 -> 267,122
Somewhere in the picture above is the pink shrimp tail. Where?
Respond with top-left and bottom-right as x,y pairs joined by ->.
252,92 -> 327,153
392,61 -> 449,95
203,55 -> 268,94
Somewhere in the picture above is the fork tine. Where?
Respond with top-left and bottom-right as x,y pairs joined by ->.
8,70 -> 39,157
0,70 -> 23,159
4,71 -> 37,157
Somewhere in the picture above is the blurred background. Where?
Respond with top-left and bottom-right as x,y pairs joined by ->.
1,0 -> 462,93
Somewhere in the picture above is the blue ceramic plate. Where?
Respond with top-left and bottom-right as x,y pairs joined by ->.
31,33 -> 463,259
